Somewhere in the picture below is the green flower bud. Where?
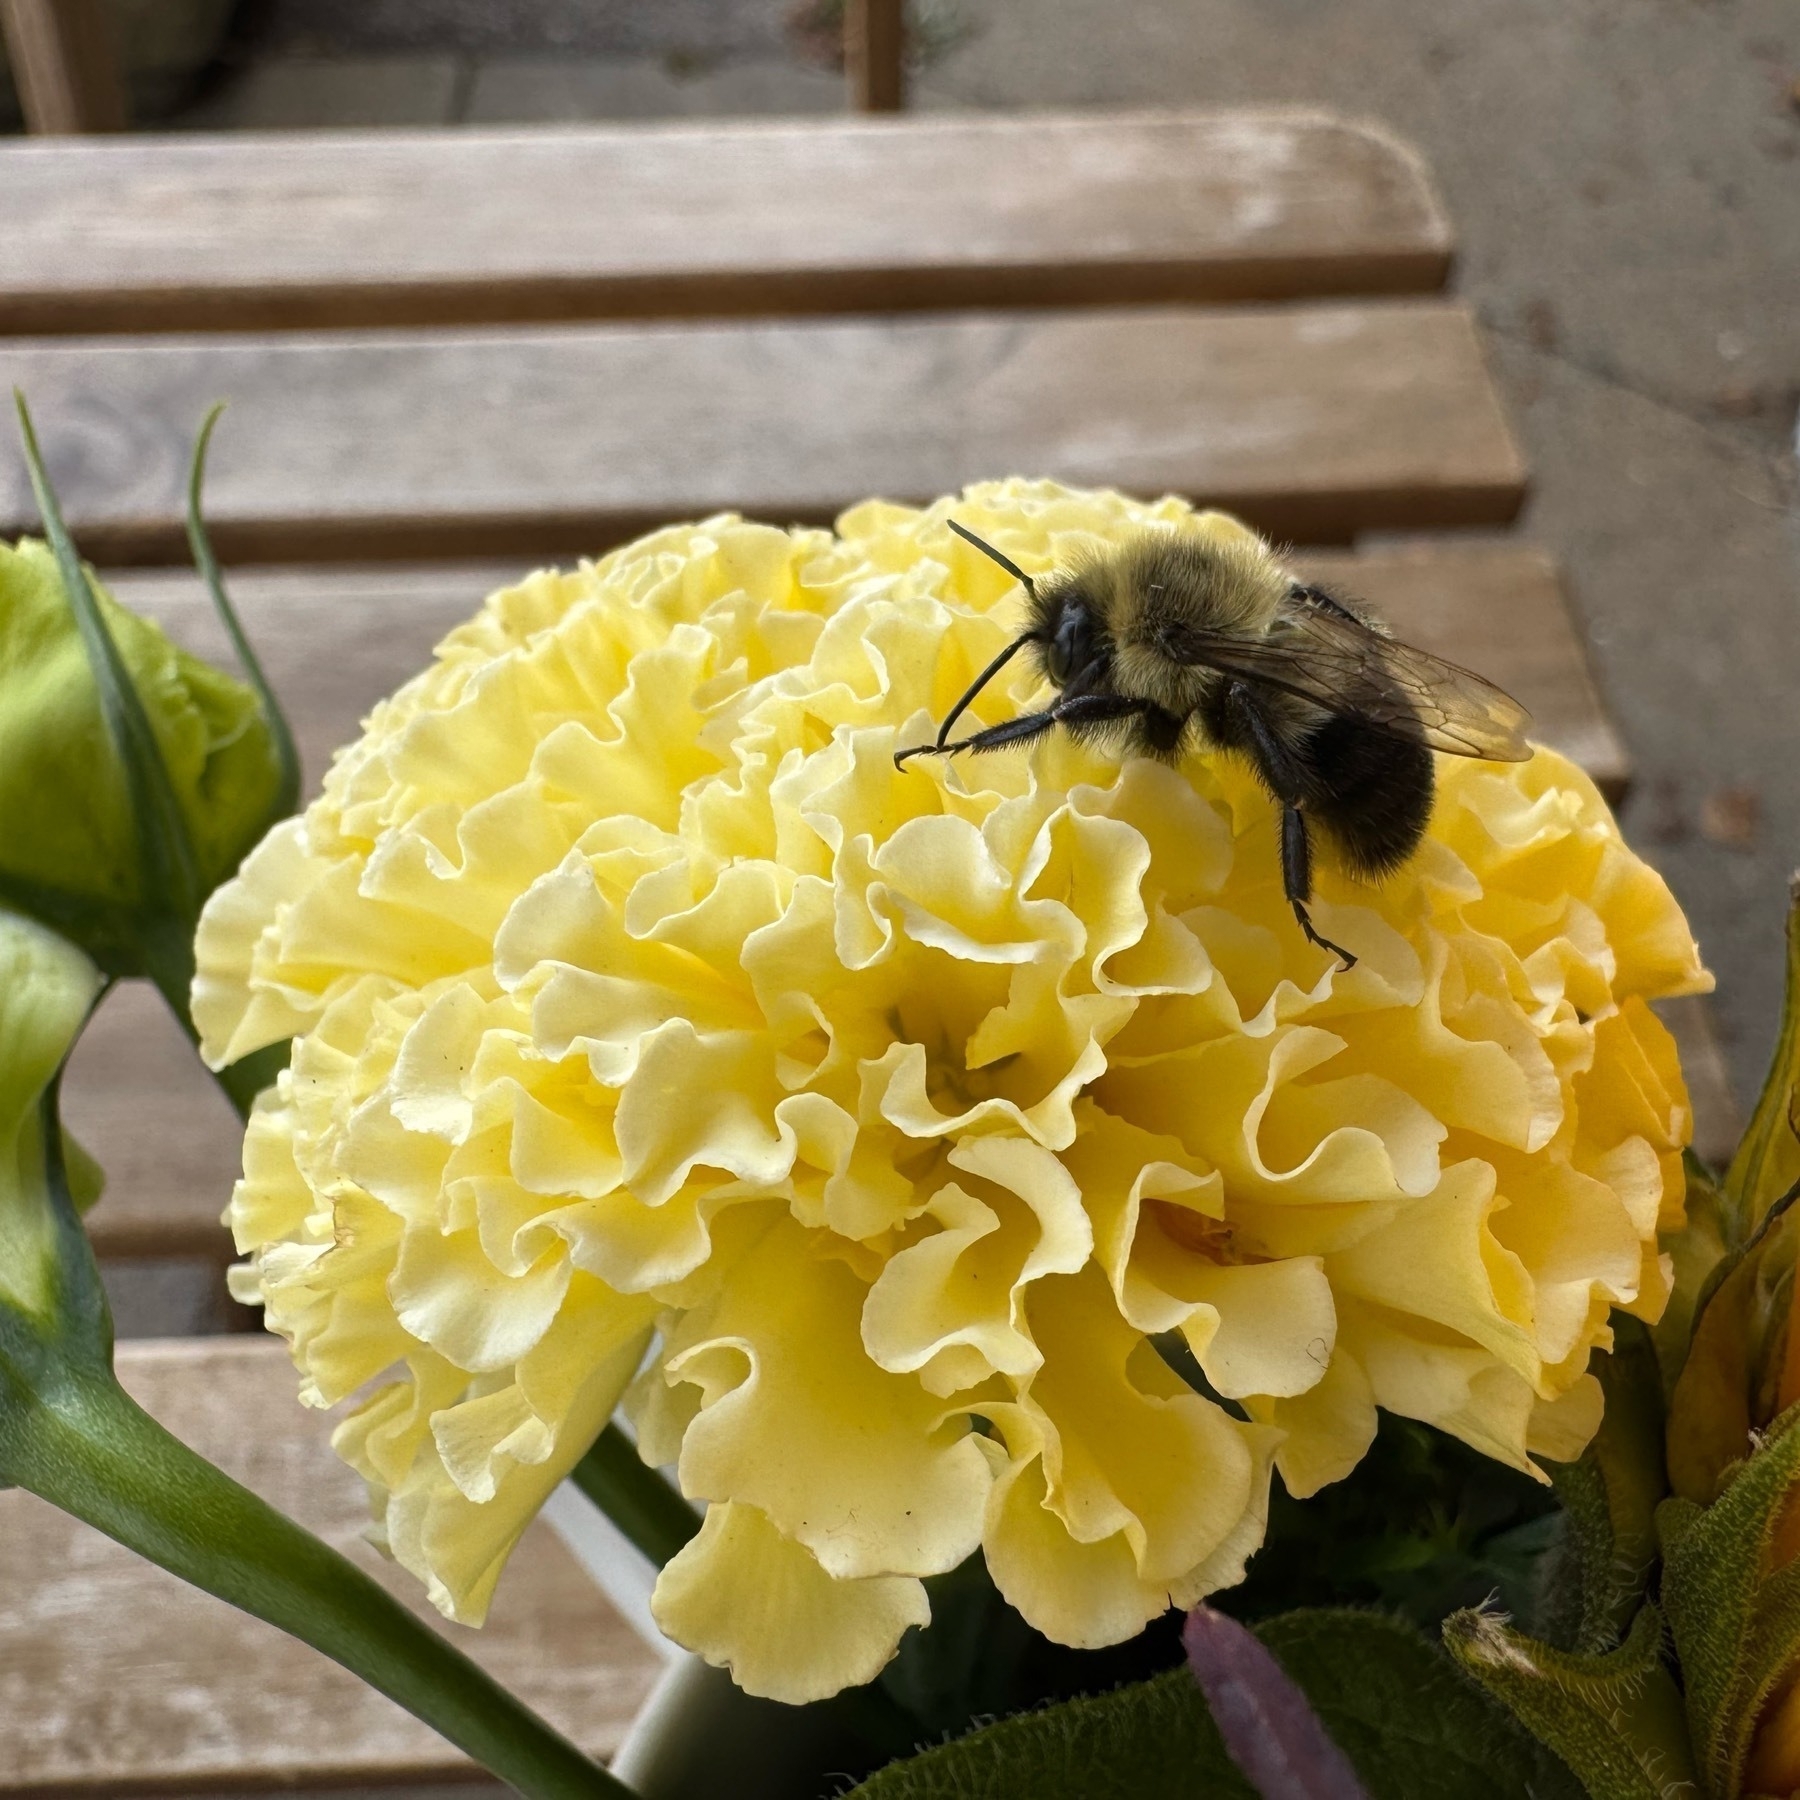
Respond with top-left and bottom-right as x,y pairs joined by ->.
0,539 -> 283,972
0,909 -> 101,1322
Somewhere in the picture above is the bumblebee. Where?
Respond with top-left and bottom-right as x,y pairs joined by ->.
896,521 -> 1533,968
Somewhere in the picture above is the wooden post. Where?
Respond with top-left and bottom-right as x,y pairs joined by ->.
845,0 -> 904,113
0,0 -> 128,134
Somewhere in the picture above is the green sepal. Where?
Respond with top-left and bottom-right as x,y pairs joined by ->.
1441,1603 -> 1695,1800
13,393 -> 205,934
849,1609 -> 1579,1800
1665,1185 -> 1800,1505
1543,1314 -> 1667,1652
1659,1402 -> 1800,1798
1725,883 -> 1800,1243
186,404 -> 300,834
8,397 -> 296,1118
1653,1150 -> 1735,1399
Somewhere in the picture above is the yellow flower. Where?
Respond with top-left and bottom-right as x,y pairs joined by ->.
195,480 -> 1709,1702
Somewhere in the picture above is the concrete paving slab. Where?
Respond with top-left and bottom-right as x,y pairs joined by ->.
465,54 -> 843,124
1483,332 -> 1800,1098
917,0 -> 1800,455
237,0 -> 797,58
177,52 -> 463,130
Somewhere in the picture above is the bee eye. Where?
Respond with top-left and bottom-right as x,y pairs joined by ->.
1047,604 -> 1091,686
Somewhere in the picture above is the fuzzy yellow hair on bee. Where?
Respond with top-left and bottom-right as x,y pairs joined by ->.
898,521 -> 1533,969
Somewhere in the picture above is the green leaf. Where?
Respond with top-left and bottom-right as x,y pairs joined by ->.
1651,1151 -> 1734,1399
1543,1314 -> 1667,1651
848,1610 -> 1576,1800
1665,1187 -> 1800,1505
1726,883 -> 1800,1242
1442,1604 -> 1695,1800
0,911 -> 104,1324
847,1663 -> 1252,1800
1660,1403 -> 1800,1797
1256,1611 -> 1581,1800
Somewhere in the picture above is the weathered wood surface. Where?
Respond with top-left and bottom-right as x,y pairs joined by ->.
846,0 -> 906,112
0,0 -> 127,136
63,540 -> 1634,1265
0,300 -> 1524,564
0,1339 -> 654,1794
0,110 -> 1450,334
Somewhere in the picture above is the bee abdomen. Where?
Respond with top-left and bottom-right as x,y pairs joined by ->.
1304,715 -> 1435,878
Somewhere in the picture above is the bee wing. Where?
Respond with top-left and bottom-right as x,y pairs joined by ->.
1163,601 -> 1534,762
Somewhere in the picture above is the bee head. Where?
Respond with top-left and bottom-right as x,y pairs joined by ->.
1039,585 -> 1106,690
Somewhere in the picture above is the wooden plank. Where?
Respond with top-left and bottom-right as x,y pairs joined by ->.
846,0 -> 905,112
1655,993 -> 1742,1173
0,300 -> 1525,565
0,0 -> 127,136
1295,542 -> 1628,798
0,1338 -> 655,1794
0,110 -> 1451,334
63,540 -> 1622,1265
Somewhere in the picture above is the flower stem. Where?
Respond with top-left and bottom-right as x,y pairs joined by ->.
571,1423 -> 702,1568
0,1362 -> 636,1800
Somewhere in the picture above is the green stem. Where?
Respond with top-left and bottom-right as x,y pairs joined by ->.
142,933 -> 287,1120
571,1424 -> 702,1568
0,1362 -> 636,1800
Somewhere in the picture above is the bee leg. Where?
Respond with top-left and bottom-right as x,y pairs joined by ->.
1281,806 -> 1358,972
1224,680 -> 1359,972
900,707 -> 1061,759
902,693 -> 1147,760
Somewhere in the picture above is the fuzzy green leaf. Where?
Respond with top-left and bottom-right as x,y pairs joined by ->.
849,1610 -> 1576,1800
1442,1604 -> 1694,1800
1545,1315 -> 1667,1651
1660,1404 -> 1800,1797
1255,1611 -> 1580,1800
1666,1190 -> 1800,1505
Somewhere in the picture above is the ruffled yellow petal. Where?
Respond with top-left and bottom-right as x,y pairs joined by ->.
203,479 -> 1708,1697
651,1500 -> 930,1704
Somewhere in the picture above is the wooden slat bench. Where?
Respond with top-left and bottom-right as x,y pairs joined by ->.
0,301 -> 1524,562
0,104 -> 1740,1792
0,112 -> 1450,333
0,1338 -> 653,1795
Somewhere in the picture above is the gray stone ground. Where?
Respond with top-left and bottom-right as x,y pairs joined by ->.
5,0 -> 1798,1320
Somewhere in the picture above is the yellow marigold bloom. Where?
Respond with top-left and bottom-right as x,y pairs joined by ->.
195,480 -> 1709,1702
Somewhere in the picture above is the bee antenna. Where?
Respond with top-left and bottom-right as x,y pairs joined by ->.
947,518 -> 1038,599
915,632 -> 1033,758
